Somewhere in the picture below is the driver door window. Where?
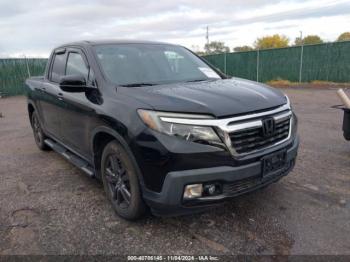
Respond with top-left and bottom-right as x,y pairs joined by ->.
66,52 -> 89,79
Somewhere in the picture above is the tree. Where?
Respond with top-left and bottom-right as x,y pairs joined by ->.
233,45 -> 254,52
254,34 -> 289,49
195,51 -> 206,56
190,45 -> 206,56
204,41 -> 230,55
337,32 -> 350,42
294,35 -> 323,45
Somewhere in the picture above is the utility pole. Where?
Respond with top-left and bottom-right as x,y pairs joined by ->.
206,26 -> 209,46
256,49 -> 259,82
299,31 -> 303,83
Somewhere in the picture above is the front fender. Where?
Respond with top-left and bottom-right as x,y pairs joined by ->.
90,125 -> 146,187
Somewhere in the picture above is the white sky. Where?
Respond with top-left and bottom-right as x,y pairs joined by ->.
0,0 -> 349,57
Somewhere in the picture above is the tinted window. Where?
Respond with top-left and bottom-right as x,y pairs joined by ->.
94,44 -> 221,86
66,52 -> 88,78
50,53 -> 66,83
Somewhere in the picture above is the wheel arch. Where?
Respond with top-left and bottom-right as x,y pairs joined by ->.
27,101 -> 38,126
90,126 -> 145,187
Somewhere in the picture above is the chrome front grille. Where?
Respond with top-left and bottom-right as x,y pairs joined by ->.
159,97 -> 293,157
229,117 -> 291,154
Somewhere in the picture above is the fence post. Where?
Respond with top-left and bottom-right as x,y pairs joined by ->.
299,44 -> 303,83
326,42 -> 330,82
224,53 -> 227,74
256,49 -> 259,82
24,55 -> 31,78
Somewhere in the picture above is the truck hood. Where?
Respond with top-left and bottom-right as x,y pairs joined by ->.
125,78 -> 287,118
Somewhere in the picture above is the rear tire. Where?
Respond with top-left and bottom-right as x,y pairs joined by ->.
31,111 -> 50,151
101,140 -> 146,220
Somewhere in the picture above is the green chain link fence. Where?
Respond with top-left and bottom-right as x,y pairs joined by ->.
1,41 -> 350,96
0,58 -> 47,97
203,40 -> 350,83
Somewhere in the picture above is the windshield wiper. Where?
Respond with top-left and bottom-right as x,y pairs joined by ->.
185,79 -> 208,83
120,83 -> 157,87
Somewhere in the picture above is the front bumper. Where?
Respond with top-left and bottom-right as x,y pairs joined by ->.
143,136 -> 299,216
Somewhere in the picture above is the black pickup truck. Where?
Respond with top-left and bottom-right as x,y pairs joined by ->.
25,40 -> 299,220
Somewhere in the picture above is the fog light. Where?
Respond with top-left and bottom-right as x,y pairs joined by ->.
183,184 -> 203,199
204,184 -> 216,195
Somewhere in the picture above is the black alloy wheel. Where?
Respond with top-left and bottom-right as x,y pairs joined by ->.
101,140 -> 146,220
104,154 -> 132,208
31,111 -> 50,151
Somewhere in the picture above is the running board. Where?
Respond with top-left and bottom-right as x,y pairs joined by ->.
44,139 -> 95,177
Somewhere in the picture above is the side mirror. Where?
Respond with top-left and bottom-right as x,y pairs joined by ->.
59,75 -> 88,92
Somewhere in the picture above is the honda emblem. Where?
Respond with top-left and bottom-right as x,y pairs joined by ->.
262,118 -> 275,137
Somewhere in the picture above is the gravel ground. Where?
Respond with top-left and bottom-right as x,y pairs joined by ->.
0,87 -> 349,255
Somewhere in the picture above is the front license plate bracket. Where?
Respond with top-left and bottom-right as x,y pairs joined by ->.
262,150 -> 287,178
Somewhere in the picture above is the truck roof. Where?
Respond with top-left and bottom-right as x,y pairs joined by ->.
56,39 -> 177,49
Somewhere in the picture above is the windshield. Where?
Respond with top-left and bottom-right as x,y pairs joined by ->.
94,44 -> 221,86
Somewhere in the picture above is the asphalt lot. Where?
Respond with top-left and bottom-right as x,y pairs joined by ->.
0,87 -> 349,255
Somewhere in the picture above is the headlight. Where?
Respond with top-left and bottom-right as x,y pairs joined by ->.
137,109 -> 224,148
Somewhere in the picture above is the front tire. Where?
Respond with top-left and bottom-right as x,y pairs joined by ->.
31,111 -> 50,151
101,140 -> 146,220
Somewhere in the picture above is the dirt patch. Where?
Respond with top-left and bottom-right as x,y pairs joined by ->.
270,82 -> 350,89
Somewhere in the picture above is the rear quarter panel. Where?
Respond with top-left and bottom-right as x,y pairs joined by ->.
25,77 -> 45,124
